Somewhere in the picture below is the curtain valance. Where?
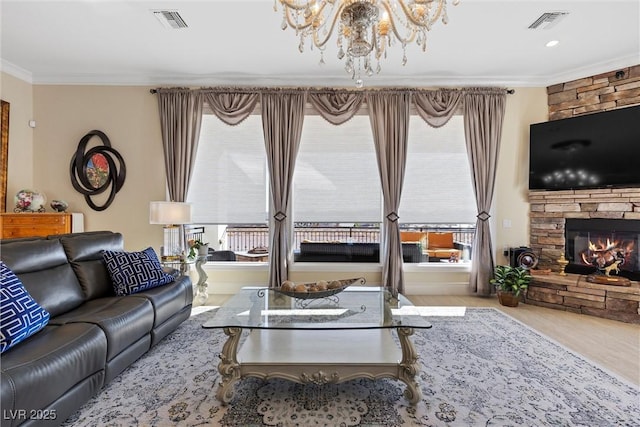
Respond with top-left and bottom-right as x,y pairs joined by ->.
203,92 -> 259,126
153,86 -> 508,130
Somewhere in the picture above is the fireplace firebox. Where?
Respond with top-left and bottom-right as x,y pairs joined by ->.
565,219 -> 640,281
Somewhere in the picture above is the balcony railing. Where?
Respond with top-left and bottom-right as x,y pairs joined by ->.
224,225 -> 475,253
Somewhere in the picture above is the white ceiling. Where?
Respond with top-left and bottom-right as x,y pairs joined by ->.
1,0 -> 639,88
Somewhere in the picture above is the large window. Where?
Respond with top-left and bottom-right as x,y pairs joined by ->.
401,115 -> 476,225
294,115 -> 381,224
187,114 -> 268,253
188,106 -> 476,263
293,115 -> 382,255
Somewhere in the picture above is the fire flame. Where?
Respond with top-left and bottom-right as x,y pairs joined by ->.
587,238 -> 617,252
580,238 -> 635,268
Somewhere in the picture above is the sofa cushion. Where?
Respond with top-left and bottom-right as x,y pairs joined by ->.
0,323 -> 106,420
427,232 -> 455,249
60,231 -> 124,299
0,239 -> 85,317
0,262 -> 50,353
132,275 -> 193,329
400,231 -> 428,248
102,247 -> 175,296
50,297 -> 154,361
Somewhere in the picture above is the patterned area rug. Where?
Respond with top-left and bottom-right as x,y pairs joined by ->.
63,306 -> 639,426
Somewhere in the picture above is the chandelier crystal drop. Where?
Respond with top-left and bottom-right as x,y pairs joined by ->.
275,0 -> 459,85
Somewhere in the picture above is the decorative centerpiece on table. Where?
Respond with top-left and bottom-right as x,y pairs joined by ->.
187,239 -> 209,259
276,277 -> 366,300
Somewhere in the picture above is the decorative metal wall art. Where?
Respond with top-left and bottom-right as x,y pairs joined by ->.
70,130 -> 126,211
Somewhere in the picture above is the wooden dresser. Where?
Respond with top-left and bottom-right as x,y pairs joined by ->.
0,213 -> 83,239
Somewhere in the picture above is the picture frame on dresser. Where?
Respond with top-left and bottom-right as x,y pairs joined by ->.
1,100 -> 9,213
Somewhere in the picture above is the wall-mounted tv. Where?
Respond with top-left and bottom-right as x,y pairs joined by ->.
529,105 -> 640,190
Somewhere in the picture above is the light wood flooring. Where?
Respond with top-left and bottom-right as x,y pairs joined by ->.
203,293 -> 640,386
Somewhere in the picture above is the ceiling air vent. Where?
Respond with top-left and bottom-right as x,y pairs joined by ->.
528,11 -> 568,30
152,10 -> 188,29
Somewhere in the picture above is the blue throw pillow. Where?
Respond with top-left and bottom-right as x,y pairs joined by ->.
1,261 -> 50,353
102,247 -> 175,296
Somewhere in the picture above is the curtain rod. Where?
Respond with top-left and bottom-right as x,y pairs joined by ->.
150,88 -> 516,94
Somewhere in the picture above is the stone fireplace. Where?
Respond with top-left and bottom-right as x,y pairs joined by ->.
527,188 -> 640,323
525,66 -> 640,323
529,188 -> 640,273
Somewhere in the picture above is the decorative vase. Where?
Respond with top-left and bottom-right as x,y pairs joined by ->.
14,189 -> 46,212
197,244 -> 209,256
557,253 -> 569,276
50,200 -> 69,212
497,290 -> 520,307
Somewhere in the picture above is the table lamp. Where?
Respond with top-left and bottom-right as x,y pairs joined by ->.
149,201 -> 192,262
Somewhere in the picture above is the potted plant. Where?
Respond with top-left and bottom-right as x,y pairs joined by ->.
187,239 -> 209,259
490,265 -> 531,307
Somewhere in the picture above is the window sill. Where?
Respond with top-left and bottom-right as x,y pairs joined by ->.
200,260 -> 472,273
403,261 -> 472,273
291,262 -> 382,272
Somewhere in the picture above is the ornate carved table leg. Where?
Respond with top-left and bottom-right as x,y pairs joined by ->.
216,327 -> 242,404
397,326 -> 421,404
195,255 -> 209,305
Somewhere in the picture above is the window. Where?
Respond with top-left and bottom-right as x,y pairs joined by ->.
400,115 -> 476,262
294,115 -> 381,224
400,115 -> 476,224
293,115 -> 381,261
188,106 -> 476,263
187,114 -> 268,253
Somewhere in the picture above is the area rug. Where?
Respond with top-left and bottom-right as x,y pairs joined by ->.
62,306 -> 639,426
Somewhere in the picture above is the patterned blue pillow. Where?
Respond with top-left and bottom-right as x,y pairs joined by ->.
1,261 -> 51,353
102,247 -> 175,296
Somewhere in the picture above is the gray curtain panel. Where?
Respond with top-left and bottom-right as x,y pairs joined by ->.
367,91 -> 411,296
156,89 -> 204,202
261,91 -> 307,288
463,88 -> 506,295
154,86 -> 508,297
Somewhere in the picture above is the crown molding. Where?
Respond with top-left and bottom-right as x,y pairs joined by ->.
0,60 -> 33,84
544,54 -> 640,87
2,57 -> 637,89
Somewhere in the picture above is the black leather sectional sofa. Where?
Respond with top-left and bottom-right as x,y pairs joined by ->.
0,231 -> 193,426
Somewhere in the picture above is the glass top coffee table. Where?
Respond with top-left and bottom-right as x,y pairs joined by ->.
202,285 -> 432,405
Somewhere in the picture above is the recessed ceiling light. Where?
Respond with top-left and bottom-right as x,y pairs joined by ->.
546,40 -> 560,47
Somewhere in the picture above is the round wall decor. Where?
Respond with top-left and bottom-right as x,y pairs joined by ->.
70,130 -> 126,211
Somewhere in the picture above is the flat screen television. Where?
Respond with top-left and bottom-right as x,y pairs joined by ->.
529,105 -> 640,190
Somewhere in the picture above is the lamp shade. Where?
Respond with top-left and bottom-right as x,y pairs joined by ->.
149,201 -> 192,225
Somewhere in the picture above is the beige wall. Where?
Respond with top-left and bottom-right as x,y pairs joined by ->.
1,72 -> 34,200
3,76 -> 547,293
31,85 -> 168,251
494,88 -> 548,266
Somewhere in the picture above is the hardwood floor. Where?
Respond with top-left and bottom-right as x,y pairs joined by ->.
408,295 -> 640,386
203,293 -> 640,386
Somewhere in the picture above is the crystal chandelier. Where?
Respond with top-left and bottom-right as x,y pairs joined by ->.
275,0 -> 459,87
